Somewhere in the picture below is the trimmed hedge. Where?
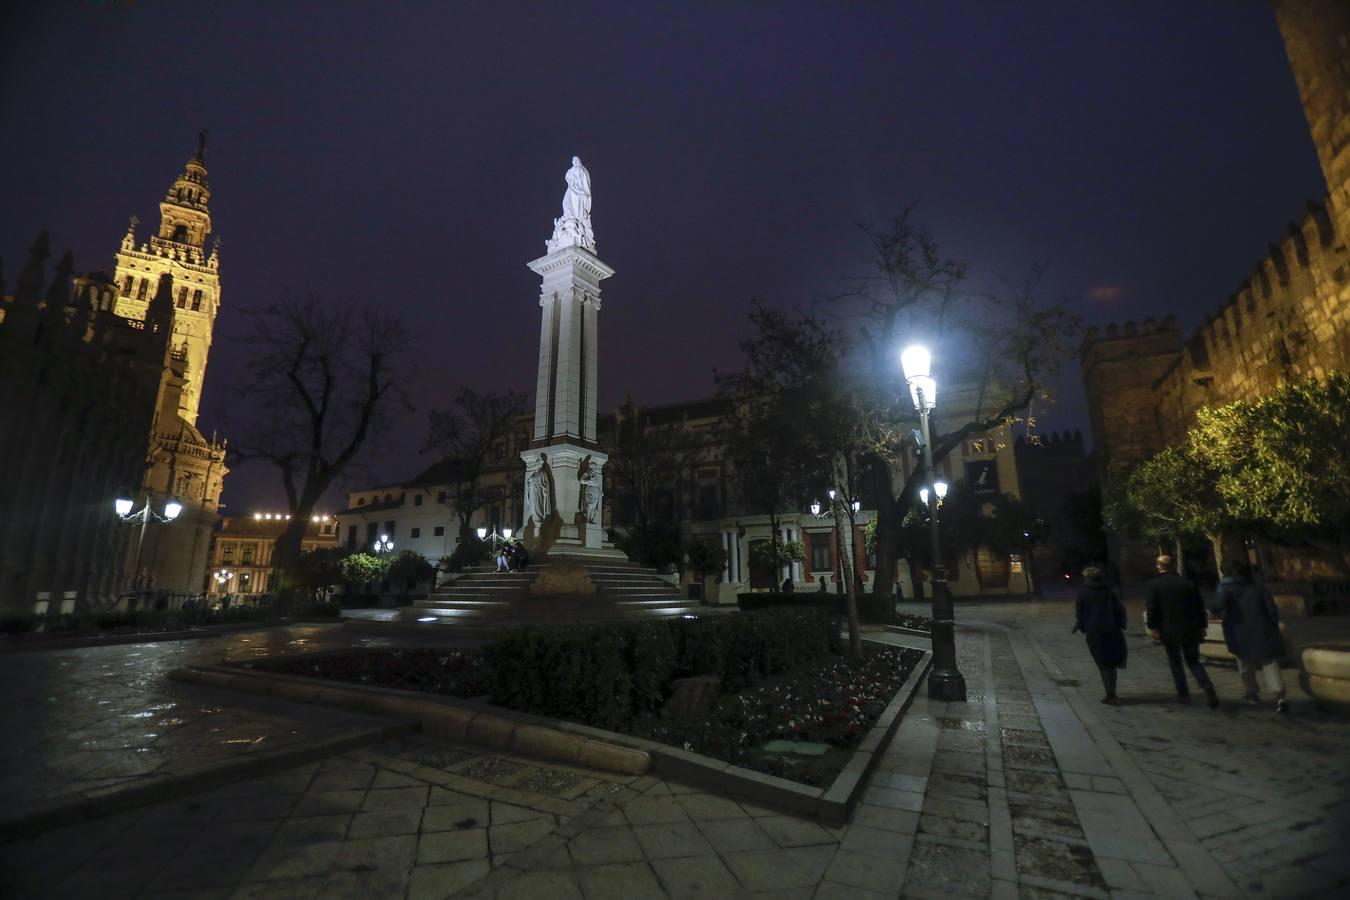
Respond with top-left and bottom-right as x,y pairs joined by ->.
737,592 -> 843,613
484,607 -> 840,731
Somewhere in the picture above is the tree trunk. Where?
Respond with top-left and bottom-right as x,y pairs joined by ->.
834,498 -> 863,659
868,456 -> 897,599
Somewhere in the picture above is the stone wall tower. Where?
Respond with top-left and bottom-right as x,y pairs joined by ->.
1273,0 -> 1350,241
112,133 -> 221,427
519,157 -> 623,558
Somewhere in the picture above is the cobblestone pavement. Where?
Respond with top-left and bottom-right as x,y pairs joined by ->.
0,624 -> 468,807
3,602 -> 1348,898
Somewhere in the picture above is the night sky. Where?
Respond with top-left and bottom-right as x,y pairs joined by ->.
0,1 -> 1325,516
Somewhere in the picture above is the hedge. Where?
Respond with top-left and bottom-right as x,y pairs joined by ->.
484,607 -> 840,731
736,592 -> 843,613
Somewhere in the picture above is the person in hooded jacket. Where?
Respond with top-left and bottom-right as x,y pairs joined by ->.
1215,560 -> 1288,713
1074,565 -> 1128,705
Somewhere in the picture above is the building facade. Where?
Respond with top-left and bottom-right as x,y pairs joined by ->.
1081,2 -> 1350,579
207,514 -> 338,600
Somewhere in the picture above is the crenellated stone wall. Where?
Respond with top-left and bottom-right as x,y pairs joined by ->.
1081,1 -> 1350,579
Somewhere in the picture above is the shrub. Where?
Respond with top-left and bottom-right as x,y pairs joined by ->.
340,552 -> 389,585
737,592 -> 843,613
484,607 -> 838,729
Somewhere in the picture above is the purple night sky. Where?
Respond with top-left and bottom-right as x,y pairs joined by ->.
0,1 -> 1325,515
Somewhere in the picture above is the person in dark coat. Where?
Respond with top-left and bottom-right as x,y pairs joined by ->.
1146,555 -> 1219,708
1215,560 -> 1287,713
1073,565 -> 1127,705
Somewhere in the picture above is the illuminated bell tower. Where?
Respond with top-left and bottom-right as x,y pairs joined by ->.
112,132 -> 221,426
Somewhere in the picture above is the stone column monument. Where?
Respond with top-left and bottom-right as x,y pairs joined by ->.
519,157 -> 623,558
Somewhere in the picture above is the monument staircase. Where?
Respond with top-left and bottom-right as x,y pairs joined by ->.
399,559 -> 700,635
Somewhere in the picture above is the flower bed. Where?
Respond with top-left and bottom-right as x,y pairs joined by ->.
894,613 -> 933,633
250,609 -> 923,787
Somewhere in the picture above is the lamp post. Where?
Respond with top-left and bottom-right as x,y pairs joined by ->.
373,533 -> 395,555
114,493 -> 182,592
900,345 -> 967,702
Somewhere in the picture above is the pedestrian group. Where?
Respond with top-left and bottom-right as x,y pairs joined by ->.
1073,554 -> 1287,712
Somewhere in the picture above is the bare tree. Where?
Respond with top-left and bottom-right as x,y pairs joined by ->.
232,295 -> 413,599
424,388 -> 529,547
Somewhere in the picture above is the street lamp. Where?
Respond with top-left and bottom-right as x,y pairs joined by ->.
373,534 -> 395,554
114,493 -> 183,591
900,344 -> 967,702
811,488 -> 856,594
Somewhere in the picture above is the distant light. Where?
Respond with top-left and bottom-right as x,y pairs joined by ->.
114,497 -> 134,517
810,500 -> 821,517
417,616 -> 437,623
477,527 -> 487,539
254,512 -> 262,520
682,614 -> 700,619
827,488 -> 836,501
920,488 -> 930,506
934,480 -> 949,500
380,534 -> 389,543
163,500 -> 183,521
502,528 -> 513,539
851,500 -> 861,513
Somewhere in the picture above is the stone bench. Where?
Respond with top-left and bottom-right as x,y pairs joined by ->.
1299,642 -> 1350,712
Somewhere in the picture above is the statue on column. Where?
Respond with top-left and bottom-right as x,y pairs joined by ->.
578,458 -> 602,525
524,455 -> 551,528
548,156 -> 596,253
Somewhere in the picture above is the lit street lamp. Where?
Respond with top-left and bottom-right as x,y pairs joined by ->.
373,533 -> 395,555
476,526 -> 513,554
114,493 -> 182,591
900,345 -> 967,702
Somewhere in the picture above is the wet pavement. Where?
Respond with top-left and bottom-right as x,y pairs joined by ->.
2,601 -> 1349,898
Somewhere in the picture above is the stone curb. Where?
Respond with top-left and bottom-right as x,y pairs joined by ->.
168,665 -> 654,777
174,636 -> 932,824
0,620 -> 341,653
885,625 -> 932,638
0,717 -> 415,844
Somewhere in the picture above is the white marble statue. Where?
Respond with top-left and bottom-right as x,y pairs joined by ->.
524,456 -> 551,528
578,460 -> 602,525
548,156 -> 596,253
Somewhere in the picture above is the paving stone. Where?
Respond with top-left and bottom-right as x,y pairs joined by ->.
347,808 -> 422,839
422,799 -> 490,832
621,793 -> 690,826
309,768 -> 375,793
904,836 -> 991,897
674,791 -> 749,820
722,845 -> 837,891
649,853 -> 745,899
269,813 -> 351,846
868,770 -> 928,793
249,834 -> 417,882
631,821 -> 716,859
497,868 -> 585,899
838,823 -> 910,860
407,859 -> 492,900
851,803 -> 920,835
860,785 -> 924,811
370,769 -> 424,789
757,815 -> 839,848
690,818 -> 777,856
488,817 -> 556,856
359,785 -> 429,811
567,825 -> 645,866
931,750 -> 986,777
1013,831 -> 1105,888
458,757 -> 528,786
926,772 -> 988,802
919,812 -> 990,844
572,863 -> 661,895
490,800 -> 551,826
822,848 -> 907,894
417,828 -> 488,865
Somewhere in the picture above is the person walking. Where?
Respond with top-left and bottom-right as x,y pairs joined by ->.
1073,565 -> 1128,705
1146,555 -> 1219,708
1215,560 -> 1288,713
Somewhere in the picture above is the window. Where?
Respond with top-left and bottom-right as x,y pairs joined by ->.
191,289 -> 203,311
437,491 -> 447,504
122,275 -> 133,296
411,528 -> 421,538
177,287 -> 188,308
172,224 -> 188,243
136,279 -> 148,300
221,543 -> 235,562
241,545 -> 255,564
433,526 -> 445,537
366,522 -> 379,546
357,497 -> 365,506
346,525 -> 357,550
384,521 -> 396,537
811,539 -> 831,572
414,495 -> 423,506
321,523 -> 333,535
384,494 -> 393,502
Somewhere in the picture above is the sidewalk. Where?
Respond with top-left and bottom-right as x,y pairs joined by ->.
2,604 -> 1347,898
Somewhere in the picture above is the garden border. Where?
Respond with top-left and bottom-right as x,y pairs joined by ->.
0,619 -> 342,653
166,636 -> 931,823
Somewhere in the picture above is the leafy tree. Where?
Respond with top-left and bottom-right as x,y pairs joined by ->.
231,295 -> 412,605
295,547 -> 346,600
606,397 -> 705,536
748,539 -> 805,572
387,550 -> 434,597
685,540 -> 729,584
424,388 -> 529,547
339,552 -> 389,587
615,522 -> 684,570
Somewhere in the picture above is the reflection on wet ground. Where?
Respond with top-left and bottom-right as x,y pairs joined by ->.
0,624 -> 473,809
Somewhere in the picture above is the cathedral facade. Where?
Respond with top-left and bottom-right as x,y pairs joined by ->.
0,139 -> 228,615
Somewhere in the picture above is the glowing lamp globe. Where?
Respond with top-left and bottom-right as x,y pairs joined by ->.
114,497 -> 134,517
477,527 -> 488,540
900,345 -> 931,381
934,480 -> 949,500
